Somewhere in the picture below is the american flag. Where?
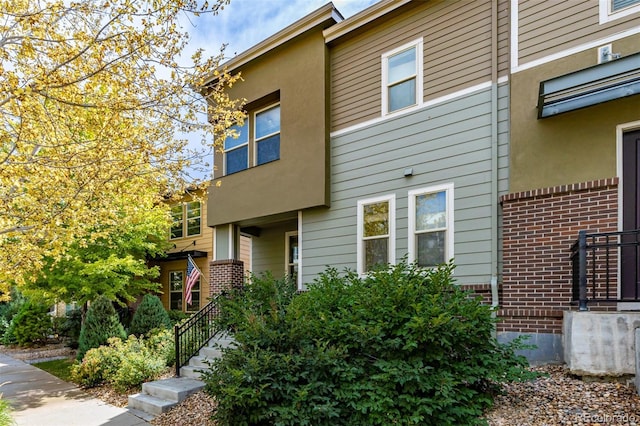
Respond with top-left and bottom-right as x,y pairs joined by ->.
185,255 -> 201,306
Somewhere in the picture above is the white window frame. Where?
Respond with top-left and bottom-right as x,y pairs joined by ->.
223,122 -> 249,175
381,38 -> 424,116
169,270 -> 184,311
357,194 -> 396,275
254,103 -> 281,166
185,201 -> 201,237
408,183 -> 454,267
170,201 -> 201,240
599,0 -> 640,23
284,231 -> 298,278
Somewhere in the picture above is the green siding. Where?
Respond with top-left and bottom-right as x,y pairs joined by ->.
302,83 -> 509,285
251,221 -> 296,279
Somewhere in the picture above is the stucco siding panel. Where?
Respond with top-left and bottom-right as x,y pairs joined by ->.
303,86 -> 503,285
331,0 -> 495,131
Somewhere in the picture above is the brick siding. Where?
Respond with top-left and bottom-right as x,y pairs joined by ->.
209,259 -> 245,296
499,178 -> 619,334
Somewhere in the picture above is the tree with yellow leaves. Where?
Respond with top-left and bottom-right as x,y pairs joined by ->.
0,0 -> 245,297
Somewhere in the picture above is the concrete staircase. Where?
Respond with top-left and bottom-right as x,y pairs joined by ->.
127,334 -> 234,418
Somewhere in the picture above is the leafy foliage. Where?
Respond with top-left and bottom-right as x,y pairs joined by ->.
0,287 -> 25,341
167,309 -> 190,325
0,0 -> 245,294
58,309 -> 83,349
204,262 -> 537,426
77,296 -> 126,361
0,395 -> 14,426
9,302 -> 51,347
71,329 -> 174,391
129,294 -> 172,336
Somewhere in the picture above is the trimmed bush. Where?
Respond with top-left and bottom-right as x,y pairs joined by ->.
0,287 -> 26,343
59,309 -> 82,349
77,296 -> 126,361
204,262 -> 537,426
128,294 -> 171,336
10,302 -> 51,347
70,330 -> 174,391
167,309 -> 189,325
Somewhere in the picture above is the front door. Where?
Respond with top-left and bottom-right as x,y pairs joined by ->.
621,129 -> 640,299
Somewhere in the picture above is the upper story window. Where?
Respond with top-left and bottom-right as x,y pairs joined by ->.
223,121 -> 248,175
382,38 -> 423,115
408,184 -> 454,268
221,101 -> 280,176
255,104 -> 280,166
170,201 -> 201,239
600,0 -> 640,22
357,194 -> 395,275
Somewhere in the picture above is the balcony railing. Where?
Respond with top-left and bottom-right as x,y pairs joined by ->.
571,229 -> 640,310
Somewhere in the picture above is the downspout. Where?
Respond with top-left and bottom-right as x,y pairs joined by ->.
490,0 -> 500,336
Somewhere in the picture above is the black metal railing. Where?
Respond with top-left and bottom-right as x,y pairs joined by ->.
174,298 -> 219,376
571,229 -> 640,310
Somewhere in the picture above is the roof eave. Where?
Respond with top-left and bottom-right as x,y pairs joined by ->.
323,0 -> 413,43
203,3 -> 342,85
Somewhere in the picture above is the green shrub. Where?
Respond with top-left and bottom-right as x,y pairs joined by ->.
204,262 -> 537,426
77,296 -> 126,361
167,309 -> 189,324
0,395 -> 14,426
128,294 -> 171,336
0,288 -> 26,342
10,302 -> 51,347
70,331 -> 174,390
59,309 -> 82,349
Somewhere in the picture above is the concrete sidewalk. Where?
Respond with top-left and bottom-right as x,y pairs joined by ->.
0,353 -> 150,426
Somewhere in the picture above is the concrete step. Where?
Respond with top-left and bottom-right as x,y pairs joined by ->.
189,356 -> 213,368
199,346 -> 223,358
142,377 -> 204,402
179,364 -> 207,379
127,392 -> 177,416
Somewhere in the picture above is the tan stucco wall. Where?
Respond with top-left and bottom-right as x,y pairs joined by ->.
509,35 -> 640,193
208,29 -> 329,226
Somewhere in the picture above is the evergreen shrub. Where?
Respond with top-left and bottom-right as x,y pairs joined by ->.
203,261 -> 537,426
77,296 -> 126,361
10,302 -> 51,346
128,294 -> 171,336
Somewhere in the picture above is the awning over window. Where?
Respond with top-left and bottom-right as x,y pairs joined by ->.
151,250 -> 208,262
537,51 -> 640,119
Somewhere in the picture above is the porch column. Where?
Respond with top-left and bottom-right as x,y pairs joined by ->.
209,259 -> 244,297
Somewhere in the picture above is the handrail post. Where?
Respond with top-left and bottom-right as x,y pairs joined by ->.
578,230 -> 588,311
174,323 -> 181,377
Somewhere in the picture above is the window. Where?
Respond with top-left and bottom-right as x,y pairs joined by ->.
224,121 -> 248,175
599,0 -> 640,22
255,104 -> 280,165
408,184 -> 454,268
170,204 -> 184,239
382,39 -> 423,115
285,231 -> 298,279
357,194 -> 395,274
169,270 -> 201,312
170,201 -> 201,239
169,271 -> 183,310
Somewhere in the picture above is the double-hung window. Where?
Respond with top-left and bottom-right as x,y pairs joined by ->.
382,39 -> 423,115
408,184 -> 454,267
357,194 -> 396,274
169,270 -> 200,312
255,104 -> 280,165
170,201 -> 201,239
224,121 -> 248,175
599,0 -> 640,22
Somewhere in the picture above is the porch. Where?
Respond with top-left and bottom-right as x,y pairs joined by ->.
566,229 -> 640,377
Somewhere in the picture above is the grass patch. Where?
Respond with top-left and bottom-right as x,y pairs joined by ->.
33,358 -> 75,382
0,396 -> 14,426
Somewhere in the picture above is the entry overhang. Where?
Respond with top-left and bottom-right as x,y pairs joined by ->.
537,52 -> 640,119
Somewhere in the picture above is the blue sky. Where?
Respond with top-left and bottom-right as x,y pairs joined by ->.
185,0 -> 379,61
